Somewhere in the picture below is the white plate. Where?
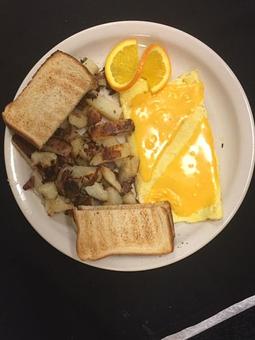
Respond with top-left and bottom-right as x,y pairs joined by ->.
4,21 -> 254,271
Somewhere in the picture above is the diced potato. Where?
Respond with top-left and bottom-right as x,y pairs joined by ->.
85,90 -> 98,100
114,159 -> 124,168
45,196 -> 73,216
119,156 -> 139,183
32,169 -> 43,190
38,182 -> 58,200
96,69 -> 107,87
55,166 -> 72,195
89,153 -> 104,166
71,137 -> 84,158
82,57 -> 99,75
75,157 -> 89,166
101,166 -> 121,192
115,143 -> 131,159
111,93 -> 121,103
71,166 -> 97,178
122,191 -> 137,204
68,110 -> 88,128
102,162 -> 117,171
90,143 -> 131,166
31,152 -> 57,167
115,135 -> 126,144
85,182 -> 108,201
105,187 -> 122,205
95,170 -> 103,182
98,136 -> 119,147
79,146 -> 90,161
87,92 -> 122,121
97,76 -> 107,87
77,127 -> 87,136
56,125 -> 78,142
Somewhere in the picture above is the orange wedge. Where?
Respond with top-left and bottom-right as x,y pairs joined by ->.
105,39 -> 141,91
139,44 -> 171,93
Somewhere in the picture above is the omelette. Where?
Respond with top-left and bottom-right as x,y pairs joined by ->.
120,71 -> 222,223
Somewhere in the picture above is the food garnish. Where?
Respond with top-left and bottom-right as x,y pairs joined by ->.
105,39 -> 140,91
105,39 -> 171,94
139,43 -> 171,93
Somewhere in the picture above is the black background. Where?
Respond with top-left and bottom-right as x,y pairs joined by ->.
1,1 -> 255,339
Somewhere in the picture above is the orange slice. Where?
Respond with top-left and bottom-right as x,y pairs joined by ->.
139,44 -> 171,93
105,39 -> 141,91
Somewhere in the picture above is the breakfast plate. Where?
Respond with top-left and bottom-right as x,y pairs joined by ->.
4,21 -> 254,271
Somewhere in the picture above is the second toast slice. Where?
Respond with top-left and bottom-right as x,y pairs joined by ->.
73,202 -> 175,261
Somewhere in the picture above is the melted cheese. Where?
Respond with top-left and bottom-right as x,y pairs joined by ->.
130,78 -> 204,181
145,116 -> 219,216
120,71 -> 222,222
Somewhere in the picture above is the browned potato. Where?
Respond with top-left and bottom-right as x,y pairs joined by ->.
97,136 -> 119,147
96,69 -> 107,87
79,142 -> 100,162
75,157 -> 89,166
43,137 -> 72,157
32,170 -> 43,191
122,191 -> 137,204
87,92 -> 122,121
114,159 -> 124,168
31,152 -> 57,168
71,166 -> 97,178
54,125 -> 78,143
118,156 -> 139,183
68,109 -> 88,128
55,166 -> 72,195
45,196 -> 73,216
90,143 -> 131,166
85,182 -> 108,201
89,119 -> 134,140
87,108 -> 102,126
82,57 -> 99,75
71,137 -> 84,158
38,182 -> 58,200
105,187 -> 122,205
101,166 -> 121,192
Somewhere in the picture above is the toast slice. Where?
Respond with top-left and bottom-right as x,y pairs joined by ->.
73,202 -> 175,261
3,51 -> 95,149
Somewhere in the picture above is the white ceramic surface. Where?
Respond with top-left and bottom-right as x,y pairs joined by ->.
4,21 -> 254,271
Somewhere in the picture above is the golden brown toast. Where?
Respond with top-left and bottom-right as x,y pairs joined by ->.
73,202 -> 175,260
3,51 -> 94,149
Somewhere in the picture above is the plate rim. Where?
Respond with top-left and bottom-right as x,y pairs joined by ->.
4,20 -> 255,271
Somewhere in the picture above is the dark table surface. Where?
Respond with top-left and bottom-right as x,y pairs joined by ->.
1,1 -> 255,339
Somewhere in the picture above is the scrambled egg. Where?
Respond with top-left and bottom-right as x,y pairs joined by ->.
120,71 -> 222,223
